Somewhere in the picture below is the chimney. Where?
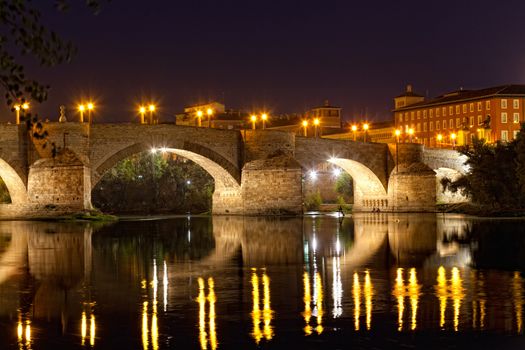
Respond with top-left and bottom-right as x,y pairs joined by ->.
406,84 -> 413,93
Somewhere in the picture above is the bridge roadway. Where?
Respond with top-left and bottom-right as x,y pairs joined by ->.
0,122 -> 466,217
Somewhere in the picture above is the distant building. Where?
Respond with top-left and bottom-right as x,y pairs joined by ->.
324,121 -> 395,143
394,84 -> 525,147
176,101 -> 248,130
306,100 -> 342,129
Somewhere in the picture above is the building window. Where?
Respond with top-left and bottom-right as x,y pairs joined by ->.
455,105 -> 460,114
501,112 -> 507,123
501,99 -> 507,109
399,114 -> 403,123
443,120 -> 447,129
417,111 -> 421,119
417,123 -> 421,132
424,122 -> 427,132
462,104 -> 467,113
449,106 -> 454,115
443,107 -> 447,116
514,113 -> 520,123
469,103 -> 474,112
450,119 -> 454,129
436,121 -> 440,130
469,116 -> 474,126
486,100 -> 491,110
501,130 -> 508,141
429,109 -> 433,117
411,111 -> 414,120
514,99 -> 520,109
456,118 -> 460,128
478,115 -> 482,125
514,130 -> 519,139
405,113 -> 409,121
477,102 -> 482,111
423,110 -> 427,119
436,108 -> 440,117
430,122 -> 434,131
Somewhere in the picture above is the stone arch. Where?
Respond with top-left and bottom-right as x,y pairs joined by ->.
327,157 -> 388,210
0,158 -> 28,204
93,142 -> 241,190
434,167 -> 468,204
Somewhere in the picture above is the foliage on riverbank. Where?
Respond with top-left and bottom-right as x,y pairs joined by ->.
441,124 -> 525,213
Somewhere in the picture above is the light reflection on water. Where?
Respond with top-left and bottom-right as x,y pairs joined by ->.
0,214 -> 525,348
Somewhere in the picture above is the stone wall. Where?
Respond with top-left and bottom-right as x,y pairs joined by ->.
243,130 -> 295,161
388,165 -> 436,212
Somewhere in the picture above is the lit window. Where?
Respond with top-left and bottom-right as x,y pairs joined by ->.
478,115 -> 482,125
449,106 -> 454,115
411,111 -> 414,120
417,111 -> 421,119
455,105 -> 460,114
430,121 -> 434,131
469,116 -> 474,126
423,122 -> 427,131
429,109 -> 433,117
450,119 -> 453,129
417,123 -> 421,132
514,99 -> 519,109
456,118 -> 460,127
423,110 -> 427,119
501,112 -> 507,123
405,113 -> 408,122
443,107 -> 447,116
469,103 -> 474,112
477,102 -> 482,111
462,104 -> 467,113
514,113 -> 520,123
399,114 -> 403,123
514,130 -> 519,139
436,108 -> 440,117
443,120 -> 447,129
486,100 -> 491,110
436,121 -> 440,130
501,130 -> 508,141
501,99 -> 507,109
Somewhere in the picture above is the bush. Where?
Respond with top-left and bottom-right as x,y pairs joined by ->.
304,190 -> 322,211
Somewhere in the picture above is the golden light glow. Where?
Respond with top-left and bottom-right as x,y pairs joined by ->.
197,110 -> 203,117
363,123 -> 369,131
81,312 -> 87,345
197,278 -> 207,350
142,301 -> 149,350
408,128 -> 414,135
149,104 -> 156,112
514,272 -> 523,333
302,120 -> 308,127
17,320 -> 23,341
250,115 -> 256,122
408,268 -> 419,330
163,260 -> 168,312
393,268 -> 405,331
25,322 -> 31,344
451,267 -> 464,331
90,314 -> 96,347
197,277 -> 218,350
139,106 -> 146,114
303,272 -> 313,335
261,113 -> 268,121
351,124 -> 357,132
262,273 -> 273,341
87,102 -> 94,110
79,104 -> 86,112
207,108 -> 213,116
22,103 -> 29,110
437,133 -> 443,141
471,271 -> 486,330
251,272 -> 262,343
364,270 -> 373,330
208,278 -> 217,350
314,272 -> 324,334
353,272 -> 361,331
313,118 -> 320,126
251,269 -> 273,343
14,105 -> 20,111
395,129 -> 401,137
451,133 -> 457,140
436,266 -> 447,329
17,316 -> 31,348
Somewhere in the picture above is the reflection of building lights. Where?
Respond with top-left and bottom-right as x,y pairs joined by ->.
303,272 -> 313,335
251,269 -> 273,343
251,271 -> 262,343
408,268 -> 419,331
435,266 -> 464,331
514,272 -> 523,333
197,276 -> 218,349
17,317 -> 31,348
436,266 -> 447,329
451,267 -> 464,332
197,278 -> 207,350
142,301 -> 149,350
393,268 -> 405,331
353,272 -> 361,331
81,312 -> 87,345
208,278 -> 217,350
163,261 -> 168,312
314,272 -> 324,334
364,270 -> 373,330
262,273 -> 273,341
90,314 -> 96,347
392,268 -> 419,331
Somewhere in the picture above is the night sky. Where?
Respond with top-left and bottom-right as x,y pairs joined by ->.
5,0 -> 525,124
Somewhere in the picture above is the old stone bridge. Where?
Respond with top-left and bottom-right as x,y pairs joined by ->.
0,123 -> 466,217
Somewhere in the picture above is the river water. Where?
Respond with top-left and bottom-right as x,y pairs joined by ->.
0,213 -> 524,349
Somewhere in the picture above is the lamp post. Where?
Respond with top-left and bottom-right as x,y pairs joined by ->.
351,124 -> 357,141
302,120 -> 308,137
139,106 -> 146,124
395,129 -> 401,173
451,132 -> 457,149
78,104 -> 85,123
196,110 -> 203,127
437,133 -> 443,148
363,123 -> 369,142
149,104 -> 156,124
207,108 -> 213,128
408,128 -> 414,143
87,103 -> 94,124
313,118 -> 320,138
261,113 -> 268,130
14,105 -> 20,125
251,115 -> 257,130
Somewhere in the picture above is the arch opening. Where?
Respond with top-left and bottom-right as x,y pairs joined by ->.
0,158 -> 28,205
92,144 -> 242,214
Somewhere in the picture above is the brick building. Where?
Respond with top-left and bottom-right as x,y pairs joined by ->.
394,84 -> 525,147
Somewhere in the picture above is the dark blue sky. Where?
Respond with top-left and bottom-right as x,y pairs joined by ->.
6,0 -> 525,123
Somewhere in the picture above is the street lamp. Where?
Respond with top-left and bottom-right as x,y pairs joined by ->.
78,104 -> 85,123
351,124 -> 357,141
148,104 -> 156,124
437,133 -> 443,148
313,118 -> 320,138
139,106 -> 146,124
207,108 -> 213,128
87,102 -> 94,124
251,115 -> 257,130
261,113 -> 268,130
450,132 -> 457,149
363,123 -> 369,142
302,120 -> 308,137
395,129 -> 401,173
14,103 -> 29,124
408,128 -> 414,143
196,110 -> 203,127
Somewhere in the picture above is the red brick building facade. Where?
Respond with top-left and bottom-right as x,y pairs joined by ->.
394,85 -> 525,147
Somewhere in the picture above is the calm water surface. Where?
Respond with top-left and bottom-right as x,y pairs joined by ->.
1,213 -> 525,349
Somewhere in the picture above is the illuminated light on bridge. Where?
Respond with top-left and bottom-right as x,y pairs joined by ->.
332,167 -> 341,177
308,170 -> 317,181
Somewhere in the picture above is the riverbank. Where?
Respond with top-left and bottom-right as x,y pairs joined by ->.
437,203 -> 525,217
